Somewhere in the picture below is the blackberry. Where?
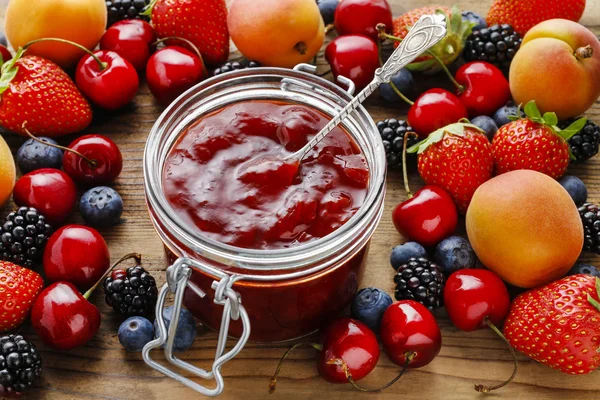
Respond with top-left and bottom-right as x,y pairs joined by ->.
559,119 -> 600,162
376,118 -> 419,169
213,61 -> 261,76
0,207 -> 52,268
579,203 -> 600,254
106,0 -> 151,27
464,24 -> 522,70
0,334 -> 42,395
393,257 -> 445,310
104,265 -> 158,317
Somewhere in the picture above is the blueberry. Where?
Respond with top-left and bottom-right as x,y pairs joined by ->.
317,0 -> 338,25
567,263 -> 600,278
118,316 -> 154,352
16,137 -> 63,173
0,31 -> 6,47
434,236 -> 476,274
350,288 -> 393,333
558,175 -> 587,206
493,103 -> 523,128
390,242 -> 427,270
379,69 -> 416,103
154,306 -> 197,352
471,115 -> 498,141
80,186 -> 124,227
462,11 -> 487,31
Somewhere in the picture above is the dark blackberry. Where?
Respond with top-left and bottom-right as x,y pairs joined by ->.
579,203 -> 600,254
559,118 -> 600,162
104,265 -> 158,317
213,61 -> 261,76
464,24 -> 522,70
0,207 -> 52,268
0,334 -> 42,395
106,0 -> 151,27
393,257 -> 445,310
376,118 -> 419,169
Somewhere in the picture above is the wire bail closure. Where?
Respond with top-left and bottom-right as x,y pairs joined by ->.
142,257 -> 251,397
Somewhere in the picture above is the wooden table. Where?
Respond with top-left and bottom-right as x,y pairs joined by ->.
1,0 -> 599,398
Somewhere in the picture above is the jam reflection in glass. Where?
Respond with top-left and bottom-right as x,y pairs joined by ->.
163,100 -> 369,249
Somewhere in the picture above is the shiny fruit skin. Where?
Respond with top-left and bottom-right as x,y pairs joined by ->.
444,269 -> 510,331
392,185 -> 458,247
455,61 -> 511,117
100,19 -> 157,71
31,282 -> 101,350
0,45 -> 12,64
75,50 -> 139,110
380,300 -> 442,368
63,135 -> 123,185
43,225 -> 110,288
334,0 -> 393,40
12,168 -> 76,225
146,46 -> 206,106
228,0 -> 324,68
0,261 -> 44,332
408,89 -> 468,138
317,317 -> 380,383
0,135 -> 16,208
5,0 -> 107,68
325,35 -> 380,91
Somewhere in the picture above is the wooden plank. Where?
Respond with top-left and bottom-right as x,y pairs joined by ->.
0,0 -> 599,399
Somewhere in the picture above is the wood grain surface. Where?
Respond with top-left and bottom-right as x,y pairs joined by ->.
1,0 -> 600,399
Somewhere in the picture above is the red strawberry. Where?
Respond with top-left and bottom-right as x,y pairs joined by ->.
409,122 -> 494,213
0,52 -> 92,137
147,0 -> 229,66
392,5 -> 475,73
504,275 -> 600,375
492,101 -> 585,179
0,261 -> 44,332
487,0 -> 586,36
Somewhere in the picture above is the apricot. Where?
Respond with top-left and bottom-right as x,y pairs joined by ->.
5,0 -> 107,68
466,170 -> 583,288
0,135 -> 16,208
228,0 -> 324,68
510,19 -> 600,120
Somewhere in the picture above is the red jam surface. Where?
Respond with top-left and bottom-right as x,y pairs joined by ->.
163,100 -> 369,249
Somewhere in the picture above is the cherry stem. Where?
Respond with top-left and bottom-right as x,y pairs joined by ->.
474,317 -> 518,393
22,37 -> 108,70
376,27 -> 415,106
153,37 -> 209,79
83,253 -> 142,300
269,342 -> 323,394
326,352 -> 415,392
21,123 -> 98,168
402,132 -> 419,199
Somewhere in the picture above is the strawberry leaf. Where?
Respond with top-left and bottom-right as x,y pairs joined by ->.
408,122 -> 482,154
141,0 -> 158,16
543,112 -> 558,126
588,278 -> 600,313
524,101 -> 543,123
559,117 -> 587,141
450,5 -> 462,35
0,48 -> 24,96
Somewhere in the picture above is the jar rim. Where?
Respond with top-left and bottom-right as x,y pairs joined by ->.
143,67 -> 386,272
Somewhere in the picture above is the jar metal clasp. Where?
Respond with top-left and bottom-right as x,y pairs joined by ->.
142,257 -> 251,397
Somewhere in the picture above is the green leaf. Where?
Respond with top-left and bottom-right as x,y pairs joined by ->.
524,101 -> 542,122
0,67 -> 18,95
542,112 -> 558,126
140,0 -> 158,16
588,293 -> 600,313
559,117 -> 587,140
450,6 -> 462,34
596,277 -> 600,298
407,122 -> 479,154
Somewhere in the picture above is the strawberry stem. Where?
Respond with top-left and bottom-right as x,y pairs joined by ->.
269,342 -> 323,394
152,37 -> 209,79
326,352 -> 415,392
83,253 -> 142,300
402,132 -> 419,199
474,317 -> 518,393
22,38 -> 108,70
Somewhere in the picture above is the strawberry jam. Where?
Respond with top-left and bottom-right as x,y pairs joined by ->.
163,100 -> 369,249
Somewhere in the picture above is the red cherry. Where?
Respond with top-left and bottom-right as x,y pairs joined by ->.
380,300 -> 441,368
12,168 -> 76,225
100,19 -> 156,71
43,225 -> 110,288
325,35 -> 380,91
62,134 -> 123,185
30,282 -> 101,350
146,46 -> 206,106
0,45 -> 12,64
444,269 -> 510,331
392,185 -> 458,247
75,50 -> 139,110
408,89 -> 468,138
317,317 -> 380,383
455,62 -> 511,117
334,0 -> 393,40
